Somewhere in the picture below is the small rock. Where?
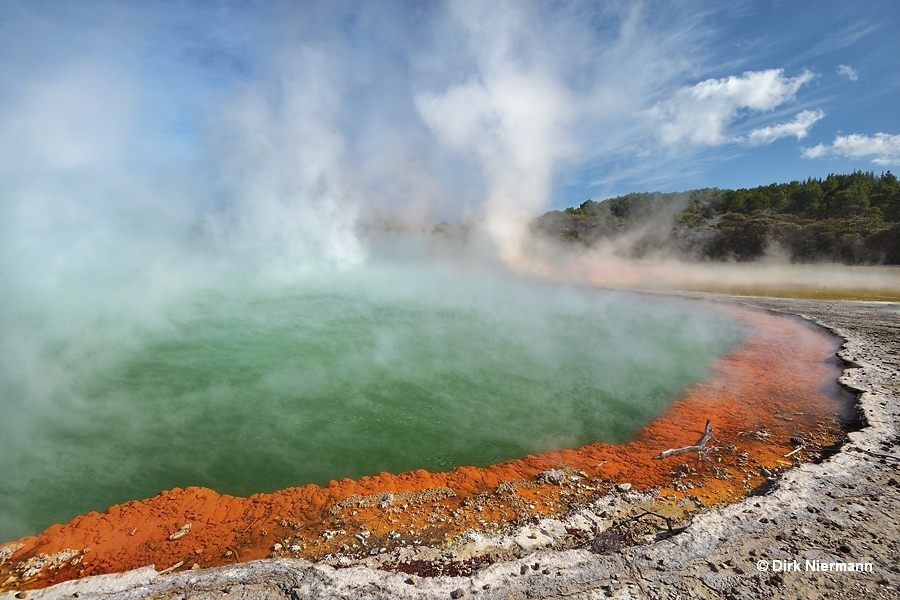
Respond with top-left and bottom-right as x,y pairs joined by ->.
617,483 -> 632,492
537,469 -> 566,485
167,523 -> 191,541
451,588 -> 466,599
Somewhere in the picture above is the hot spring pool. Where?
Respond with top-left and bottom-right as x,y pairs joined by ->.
0,263 -> 748,541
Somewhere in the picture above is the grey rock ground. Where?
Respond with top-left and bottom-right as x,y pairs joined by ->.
4,296 -> 898,600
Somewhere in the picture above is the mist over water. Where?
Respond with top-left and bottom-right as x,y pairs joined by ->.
0,2 -> 764,543
0,242 -> 748,541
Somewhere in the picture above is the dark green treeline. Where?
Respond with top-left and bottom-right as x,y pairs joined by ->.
534,171 -> 900,264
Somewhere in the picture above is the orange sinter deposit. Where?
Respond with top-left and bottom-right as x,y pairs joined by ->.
0,301 -> 855,591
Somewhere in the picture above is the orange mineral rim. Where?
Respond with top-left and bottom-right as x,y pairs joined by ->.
0,300 -> 856,591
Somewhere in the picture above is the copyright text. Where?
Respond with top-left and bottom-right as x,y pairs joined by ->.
756,559 -> 874,573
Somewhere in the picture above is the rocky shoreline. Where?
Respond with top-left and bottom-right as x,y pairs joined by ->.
2,295 -> 898,599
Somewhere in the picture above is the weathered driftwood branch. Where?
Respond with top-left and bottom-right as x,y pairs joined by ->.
653,420 -> 714,460
784,445 -> 804,458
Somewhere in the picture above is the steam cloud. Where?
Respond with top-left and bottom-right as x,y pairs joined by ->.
1,2 -> 895,404
0,1 -> 729,284
0,1 -> 894,413
0,0 -> 704,490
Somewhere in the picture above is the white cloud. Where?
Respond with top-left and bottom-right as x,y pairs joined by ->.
837,64 -> 859,81
804,133 -> 900,165
648,69 -> 815,147
744,109 -> 825,145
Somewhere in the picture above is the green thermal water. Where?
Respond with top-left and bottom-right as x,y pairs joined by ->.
0,264 -> 747,541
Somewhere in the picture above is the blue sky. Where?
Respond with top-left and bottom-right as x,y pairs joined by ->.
0,0 -> 898,236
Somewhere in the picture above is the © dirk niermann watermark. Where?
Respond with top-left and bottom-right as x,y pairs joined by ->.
756,558 -> 874,573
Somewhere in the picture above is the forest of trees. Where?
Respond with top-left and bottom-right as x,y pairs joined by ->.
533,171 -> 900,264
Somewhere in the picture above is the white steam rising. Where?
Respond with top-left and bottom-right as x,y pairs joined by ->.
204,46 -> 364,271
415,2 -> 576,263
525,233 -> 900,299
0,0 -> 719,311
0,2 -> 892,413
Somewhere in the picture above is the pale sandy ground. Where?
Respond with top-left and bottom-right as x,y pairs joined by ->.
3,295 -> 898,600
